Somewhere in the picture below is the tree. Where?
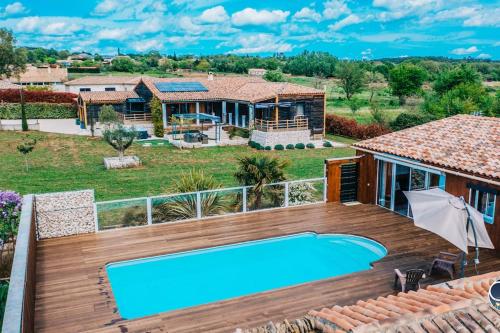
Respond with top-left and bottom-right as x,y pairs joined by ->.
348,96 -> 363,114
369,101 -> 387,126
150,96 -> 164,137
263,69 -> 285,82
389,63 -> 427,105
19,88 -> 28,131
336,62 -> 366,100
433,64 -> 481,95
234,155 -> 289,209
110,57 -> 136,72
98,105 -> 120,128
0,29 -> 27,79
103,124 -> 136,160
17,137 -> 37,171
367,70 -> 385,102
155,170 -> 229,222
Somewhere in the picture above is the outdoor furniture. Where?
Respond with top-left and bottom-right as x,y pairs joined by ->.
429,252 -> 461,279
394,268 -> 426,292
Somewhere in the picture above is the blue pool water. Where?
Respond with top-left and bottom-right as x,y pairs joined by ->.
106,232 -> 387,319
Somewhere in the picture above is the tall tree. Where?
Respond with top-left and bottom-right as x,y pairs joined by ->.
336,62 -> 366,100
389,63 -> 427,105
0,29 -> 27,78
433,64 -> 481,95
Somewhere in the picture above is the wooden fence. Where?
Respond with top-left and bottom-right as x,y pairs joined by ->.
254,117 -> 308,132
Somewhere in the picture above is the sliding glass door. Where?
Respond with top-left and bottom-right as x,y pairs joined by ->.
394,164 -> 411,215
377,161 -> 393,209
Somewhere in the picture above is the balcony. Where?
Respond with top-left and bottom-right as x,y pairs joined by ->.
254,116 -> 308,132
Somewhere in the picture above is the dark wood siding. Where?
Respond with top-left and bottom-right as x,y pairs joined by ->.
134,81 -> 153,112
357,151 -> 377,204
445,173 -> 500,251
277,95 -> 324,131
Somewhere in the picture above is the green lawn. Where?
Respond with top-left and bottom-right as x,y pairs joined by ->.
328,106 -> 405,125
1,132 -> 355,201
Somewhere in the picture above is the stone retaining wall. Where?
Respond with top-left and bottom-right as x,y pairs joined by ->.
251,129 -> 311,147
35,190 -> 95,239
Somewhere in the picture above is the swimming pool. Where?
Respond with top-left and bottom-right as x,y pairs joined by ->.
106,232 -> 387,319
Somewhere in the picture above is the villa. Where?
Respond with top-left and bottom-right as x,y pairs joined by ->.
8,65 -> 68,92
65,76 -> 141,93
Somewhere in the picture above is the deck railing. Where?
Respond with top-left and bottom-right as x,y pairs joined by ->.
254,117 -> 308,132
2,195 -> 36,333
95,177 -> 327,231
117,112 -> 152,122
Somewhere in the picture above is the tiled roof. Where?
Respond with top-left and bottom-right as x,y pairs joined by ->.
10,65 -> 68,83
79,91 -> 139,103
141,76 -> 324,103
240,271 -> 500,333
0,80 -> 20,89
65,75 -> 141,86
353,115 -> 500,180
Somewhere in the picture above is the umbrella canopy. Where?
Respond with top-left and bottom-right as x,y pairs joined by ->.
403,188 -> 494,253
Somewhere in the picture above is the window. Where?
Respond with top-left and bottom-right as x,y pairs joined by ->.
80,88 -> 91,92
105,87 -> 116,91
469,188 -> 496,224
296,103 -> 304,117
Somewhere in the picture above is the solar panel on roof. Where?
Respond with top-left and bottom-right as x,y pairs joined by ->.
154,82 -> 208,93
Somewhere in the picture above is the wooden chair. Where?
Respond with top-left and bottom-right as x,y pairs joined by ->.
394,269 -> 426,292
429,252 -> 461,279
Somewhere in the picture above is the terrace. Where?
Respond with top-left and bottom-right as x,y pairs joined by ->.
32,202 -> 500,333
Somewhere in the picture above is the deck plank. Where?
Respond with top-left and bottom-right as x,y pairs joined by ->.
34,203 -> 500,333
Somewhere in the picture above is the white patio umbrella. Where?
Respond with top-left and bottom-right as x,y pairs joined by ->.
403,188 -> 494,276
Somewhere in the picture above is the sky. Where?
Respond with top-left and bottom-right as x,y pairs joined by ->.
0,0 -> 499,59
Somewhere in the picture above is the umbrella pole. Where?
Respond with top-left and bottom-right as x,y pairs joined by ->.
459,197 -> 480,278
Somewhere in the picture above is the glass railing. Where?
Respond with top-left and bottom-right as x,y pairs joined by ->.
95,178 -> 326,231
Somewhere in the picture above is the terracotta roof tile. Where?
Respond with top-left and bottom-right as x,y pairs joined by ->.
10,65 -> 68,83
0,80 -> 20,89
240,271 -> 500,333
65,75 -> 141,86
79,91 -> 139,103
353,115 -> 500,180
141,76 -> 324,103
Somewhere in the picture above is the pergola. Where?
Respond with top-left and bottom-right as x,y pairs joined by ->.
171,113 -> 222,143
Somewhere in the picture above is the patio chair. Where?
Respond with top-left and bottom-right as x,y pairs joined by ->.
428,252 -> 461,279
394,268 -> 426,292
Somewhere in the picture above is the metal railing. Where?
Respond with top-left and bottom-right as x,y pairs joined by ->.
95,177 -> 327,231
2,195 -> 36,333
254,117 -> 308,132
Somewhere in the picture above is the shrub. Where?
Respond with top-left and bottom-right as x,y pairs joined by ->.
150,96 -> 164,137
257,145 -> 264,150
390,112 -> 435,131
323,141 -> 333,148
0,103 -> 77,119
248,140 -> 255,147
325,114 -> 390,140
264,146 -> 272,150
295,143 -> 305,149
306,143 -> 315,149
0,90 -> 77,104
286,144 -> 295,150
103,124 -> 137,159
274,144 -> 284,150
99,105 -> 120,127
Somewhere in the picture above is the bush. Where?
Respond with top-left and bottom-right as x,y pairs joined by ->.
0,90 -> 77,104
295,143 -> 305,149
286,144 -> 295,150
325,114 -> 390,140
323,141 -> 333,147
150,97 -> 164,137
264,146 -> 272,150
390,112 -> 435,131
248,140 -> 255,147
257,144 -> 264,150
306,143 -> 315,149
274,144 -> 284,150
0,103 -> 77,119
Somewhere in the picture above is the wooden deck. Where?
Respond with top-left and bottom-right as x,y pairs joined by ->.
34,203 -> 500,333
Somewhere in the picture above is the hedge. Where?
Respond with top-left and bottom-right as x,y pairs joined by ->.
389,112 -> 436,131
325,114 -> 390,140
0,103 -> 77,119
0,90 -> 77,104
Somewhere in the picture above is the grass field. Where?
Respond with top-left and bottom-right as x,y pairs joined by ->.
0,132 -> 355,201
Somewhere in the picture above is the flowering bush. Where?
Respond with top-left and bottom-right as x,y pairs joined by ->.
325,114 -> 390,140
0,90 -> 77,104
0,191 -> 22,243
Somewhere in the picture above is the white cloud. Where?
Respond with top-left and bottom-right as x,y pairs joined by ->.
93,0 -> 119,15
323,0 -> 350,20
361,48 -> 372,60
179,16 -> 206,34
41,22 -> 81,35
450,46 -> 478,55
199,6 -> 229,23
16,16 -> 40,32
293,7 -> 322,23
476,53 -> 491,59
96,28 -> 129,40
166,36 -> 199,47
226,33 -> 292,54
137,16 -> 163,34
463,8 -> 500,27
373,0 -> 444,21
2,2 -> 27,16
132,38 -> 163,52
329,14 -> 362,31
231,8 -> 290,26
93,0 -> 167,19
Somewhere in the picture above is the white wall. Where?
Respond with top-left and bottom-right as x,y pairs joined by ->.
65,84 -> 136,93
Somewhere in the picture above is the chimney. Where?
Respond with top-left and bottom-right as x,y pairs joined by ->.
207,72 -> 214,81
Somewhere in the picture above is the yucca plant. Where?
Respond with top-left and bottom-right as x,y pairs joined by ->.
234,155 -> 289,209
155,170 -> 229,222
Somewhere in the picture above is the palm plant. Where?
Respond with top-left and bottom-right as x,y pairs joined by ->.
155,170 -> 229,222
234,155 -> 289,209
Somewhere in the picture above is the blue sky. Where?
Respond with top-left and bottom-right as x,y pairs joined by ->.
1,0 -> 499,59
